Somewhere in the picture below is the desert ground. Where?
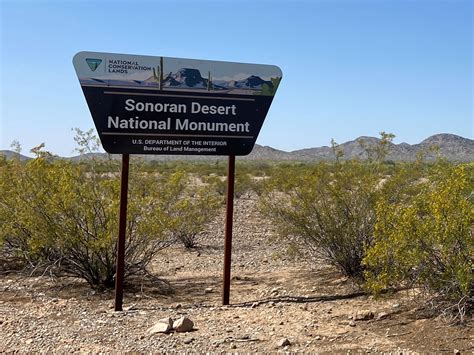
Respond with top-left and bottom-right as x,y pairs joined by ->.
1,195 -> 472,353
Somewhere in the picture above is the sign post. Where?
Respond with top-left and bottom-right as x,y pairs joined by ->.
73,51 -> 281,308
222,155 -> 236,305
114,154 -> 129,311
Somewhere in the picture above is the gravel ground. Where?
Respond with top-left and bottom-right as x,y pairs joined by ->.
1,195 -> 472,352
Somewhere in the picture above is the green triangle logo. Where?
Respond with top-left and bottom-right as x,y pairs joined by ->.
86,58 -> 102,72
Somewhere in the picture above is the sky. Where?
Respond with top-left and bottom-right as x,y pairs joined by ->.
0,0 -> 472,157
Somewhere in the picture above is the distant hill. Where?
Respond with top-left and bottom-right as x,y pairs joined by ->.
247,133 -> 473,162
0,150 -> 31,161
2,134 -> 473,162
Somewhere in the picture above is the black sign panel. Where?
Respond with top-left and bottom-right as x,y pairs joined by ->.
73,51 -> 282,155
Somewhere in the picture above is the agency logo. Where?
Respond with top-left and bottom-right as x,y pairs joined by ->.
85,58 -> 102,72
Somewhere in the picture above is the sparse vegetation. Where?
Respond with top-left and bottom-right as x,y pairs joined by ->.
0,133 -> 472,321
0,146 -> 220,288
260,134 -> 473,319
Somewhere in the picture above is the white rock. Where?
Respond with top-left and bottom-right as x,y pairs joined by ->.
173,316 -> 194,332
147,317 -> 173,335
183,337 -> 194,344
277,338 -> 291,347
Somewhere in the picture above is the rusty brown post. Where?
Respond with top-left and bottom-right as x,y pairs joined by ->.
222,155 -> 236,305
114,153 -> 130,311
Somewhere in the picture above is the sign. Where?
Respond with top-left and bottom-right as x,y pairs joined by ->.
73,51 -> 282,155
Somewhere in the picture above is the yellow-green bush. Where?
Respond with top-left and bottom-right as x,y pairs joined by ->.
262,160 -> 381,278
0,156 -> 219,288
160,171 -> 220,248
364,164 -> 473,313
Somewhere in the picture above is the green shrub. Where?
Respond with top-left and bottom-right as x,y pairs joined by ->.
203,175 -> 227,197
262,160 -> 381,278
235,172 -> 254,198
161,171 -> 220,249
203,171 -> 259,199
364,164 -> 473,320
0,156 -> 219,288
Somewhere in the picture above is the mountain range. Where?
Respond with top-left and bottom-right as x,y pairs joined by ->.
246,133 -> 474,162
1,134 -> 472,162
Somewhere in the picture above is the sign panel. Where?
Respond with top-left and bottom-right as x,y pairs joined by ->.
73,51 -> 282,155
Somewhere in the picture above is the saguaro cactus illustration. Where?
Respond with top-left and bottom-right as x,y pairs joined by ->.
152,56 -> 164,90
207,70 -> 213,91
260,76 -> 282,96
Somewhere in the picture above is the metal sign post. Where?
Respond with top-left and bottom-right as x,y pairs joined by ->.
222,155 -> 236,305
114,154 -> 129,311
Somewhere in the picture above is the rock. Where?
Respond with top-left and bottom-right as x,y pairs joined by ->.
277,338 -> 291,347
353,310 -> 374,321
349,320 -> 356,327
173,316 -> 194,332
453,350 -> 460,355
376,312 -> 389,320
147,317 -> 173,335
183,337 -> 194,344
204,287 -> 213,294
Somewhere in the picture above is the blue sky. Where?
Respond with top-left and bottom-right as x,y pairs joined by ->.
1,0 -> 472,156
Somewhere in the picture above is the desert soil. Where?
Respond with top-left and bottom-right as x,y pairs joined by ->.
1,195 -> 472,353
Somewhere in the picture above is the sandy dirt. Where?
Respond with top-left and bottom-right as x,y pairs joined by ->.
1,195 -> 472,353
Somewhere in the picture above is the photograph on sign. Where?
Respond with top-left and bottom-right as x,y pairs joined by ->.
73,52 -> 282,155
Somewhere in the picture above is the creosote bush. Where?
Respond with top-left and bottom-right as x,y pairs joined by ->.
160,171 -> 220,249
0,153 -> 219,288
204,171 -> 264,199
262,160 -> 381,279
262,151 -> 473,320
363,163 -> 473,321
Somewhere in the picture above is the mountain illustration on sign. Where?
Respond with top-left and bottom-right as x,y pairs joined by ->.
169,68 -> 207,88
143,68 -> 276,90
80,62 -> 281,95
219,75 -> 272,89
150,68 -> 276,91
